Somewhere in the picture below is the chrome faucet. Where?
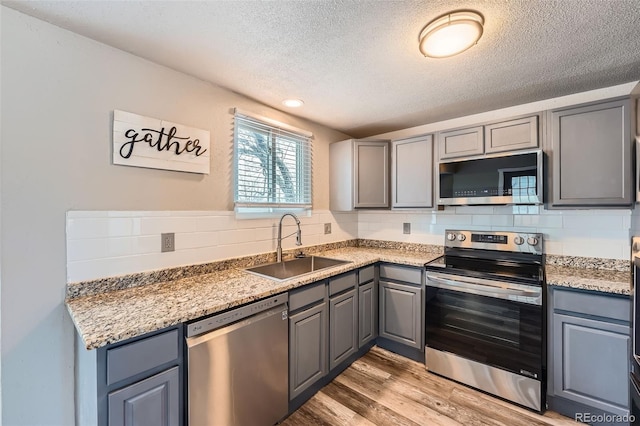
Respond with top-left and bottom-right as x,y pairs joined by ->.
277,213 -> 302,262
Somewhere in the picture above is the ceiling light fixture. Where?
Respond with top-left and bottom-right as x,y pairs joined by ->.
282,99 -> 304,108
419,10 -> 484,58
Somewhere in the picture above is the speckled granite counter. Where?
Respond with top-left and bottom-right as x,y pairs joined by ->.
66,246 -> 441,350
546,265 -> 631,296
66,241 -> 633,351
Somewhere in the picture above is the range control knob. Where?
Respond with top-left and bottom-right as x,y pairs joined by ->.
446,232 -> 456,241
457,234 -> 466,242
513,236 -> 525,245
527,236 -> 539,246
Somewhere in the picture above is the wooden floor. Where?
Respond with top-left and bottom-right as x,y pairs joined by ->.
282,346 -> 580,426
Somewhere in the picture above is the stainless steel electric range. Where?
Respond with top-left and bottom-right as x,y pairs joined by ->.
425,229 -> 545,412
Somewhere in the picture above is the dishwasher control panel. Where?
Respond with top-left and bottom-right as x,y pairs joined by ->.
186,293 -> 289,337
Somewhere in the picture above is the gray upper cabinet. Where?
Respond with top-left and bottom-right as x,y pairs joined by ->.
485,116 -> 538,154
437,126 -> 483,159
330,138 -> 390,211
547,98 -> 634,207
392,135 -> 433,208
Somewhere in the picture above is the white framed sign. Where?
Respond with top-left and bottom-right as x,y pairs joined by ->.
113,110 -> 210,174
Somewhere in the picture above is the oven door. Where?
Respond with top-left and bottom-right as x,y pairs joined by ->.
425,271 -> 543,379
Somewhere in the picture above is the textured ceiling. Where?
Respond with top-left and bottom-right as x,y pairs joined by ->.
4,0 -> 640,137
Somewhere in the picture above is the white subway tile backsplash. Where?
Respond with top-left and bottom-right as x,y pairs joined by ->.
66,210 -> 358,282
67,205 -> 635,282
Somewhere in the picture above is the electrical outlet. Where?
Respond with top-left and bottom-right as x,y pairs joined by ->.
324,223 -> 332,234
403,223 -> 411,234
161,233 -> 175,252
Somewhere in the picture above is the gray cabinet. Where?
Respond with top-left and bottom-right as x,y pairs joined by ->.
289,291 -> 328,400
75,326 -> 183,426
329,138 -> 390,210
392,135 -> 433,208
485,115 -> 538,153
329,288 -> 358,370
548,287 -> 631,418
437,115 -> 540,160
108,367 -> 180,426
547,98 -> 633,207
437,126 -> 483,159
358,266 -> 377,347
378,265 -> 424,350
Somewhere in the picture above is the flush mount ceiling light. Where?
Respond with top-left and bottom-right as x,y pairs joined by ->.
419,10 -> 484,58
282,99 -> 304,108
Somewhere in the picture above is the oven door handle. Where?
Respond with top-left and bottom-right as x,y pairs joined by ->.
426,272 -> 542,304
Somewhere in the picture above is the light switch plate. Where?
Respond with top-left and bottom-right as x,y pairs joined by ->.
161,233 -> 175,252
403,223 -> 411,234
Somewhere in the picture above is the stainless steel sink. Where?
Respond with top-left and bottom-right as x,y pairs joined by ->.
244,256 -> 351,281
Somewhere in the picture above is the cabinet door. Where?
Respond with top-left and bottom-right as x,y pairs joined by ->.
108,367 -> 179,426
437,126 -> 483,159
485,116 -> 538,153
359,281 -> 378,347
329,289 -> 358,370
392,136 -> 433,208
553,313 -> 630,416
379,280 -> 422,349
289,303 -> 328,399
353,140 -> 389,208
549,98 -> 632,206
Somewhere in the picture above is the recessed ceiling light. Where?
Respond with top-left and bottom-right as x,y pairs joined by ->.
282,99 -> 304,108
419,10 -> 484,58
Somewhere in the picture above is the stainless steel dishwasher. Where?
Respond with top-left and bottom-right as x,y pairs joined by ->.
186,294 -> 289,426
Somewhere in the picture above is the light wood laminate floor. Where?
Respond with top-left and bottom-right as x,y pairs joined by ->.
282,346 -> 580,426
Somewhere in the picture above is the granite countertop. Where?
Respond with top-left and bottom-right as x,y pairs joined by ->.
66,242 -> 632,351
67,247 -> 439,350
546,264 -> 631,296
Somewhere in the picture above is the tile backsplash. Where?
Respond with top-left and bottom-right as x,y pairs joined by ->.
358,206 -> 632,260
67,206 -> 634,282
66,210 -> 358,282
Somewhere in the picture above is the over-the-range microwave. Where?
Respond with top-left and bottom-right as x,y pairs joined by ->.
438,149 -> 543,206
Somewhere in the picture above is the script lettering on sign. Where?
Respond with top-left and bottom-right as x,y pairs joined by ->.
112,110 -> 210,174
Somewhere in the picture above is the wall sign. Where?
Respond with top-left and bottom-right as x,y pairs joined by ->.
113,110 -> 210,174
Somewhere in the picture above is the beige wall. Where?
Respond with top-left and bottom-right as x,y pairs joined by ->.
0,6 -> 348,425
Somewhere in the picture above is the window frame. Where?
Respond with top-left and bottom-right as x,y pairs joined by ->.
233,109 -> 313,211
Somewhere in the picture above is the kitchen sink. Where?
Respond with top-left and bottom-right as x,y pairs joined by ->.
244,256 -> 351,281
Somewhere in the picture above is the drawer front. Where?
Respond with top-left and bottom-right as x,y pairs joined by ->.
329,272 -> 357,296
359,266 -> 375,284
379,264 -> 422,285
553,288 -> 630,322
107,329 -> 179,386
289,281 -> 326,311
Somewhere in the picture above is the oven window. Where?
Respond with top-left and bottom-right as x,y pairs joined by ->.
426,286 -> 543,377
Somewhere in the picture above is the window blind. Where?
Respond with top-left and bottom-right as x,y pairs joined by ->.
234,111 -> 312,208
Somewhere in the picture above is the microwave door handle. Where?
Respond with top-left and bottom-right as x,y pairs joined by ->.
426,274 -> 540,299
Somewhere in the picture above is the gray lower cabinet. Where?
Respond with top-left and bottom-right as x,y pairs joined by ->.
329,288 -> 358,370
378,264 -> 423,350
108,367 -> 180,426
289,301 -> 328,399
549,287 -> 631,418
359,280 -> 377,347
547,97 -> 634,207
75,326 -> 183,426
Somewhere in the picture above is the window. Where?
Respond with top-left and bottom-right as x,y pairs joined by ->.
234,110 -> 312,209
